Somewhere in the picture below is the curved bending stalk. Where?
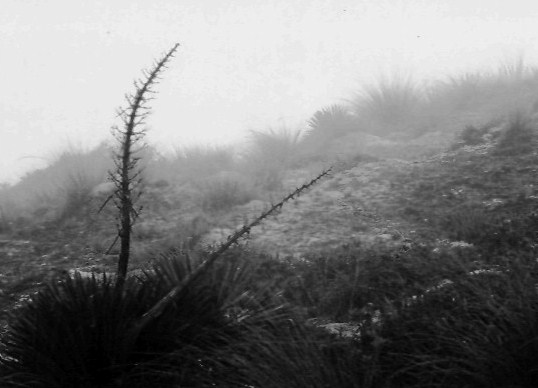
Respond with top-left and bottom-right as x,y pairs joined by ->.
110,43 -> 180,288
133,167 -> 332,332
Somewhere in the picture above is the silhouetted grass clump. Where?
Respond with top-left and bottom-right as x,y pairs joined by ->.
351,76 -> 422,135
331,60 -> 538,142
1,246 -> 375,388
368,254 -> 538,388
301,104 -> 359,154
0,252 -> 305,388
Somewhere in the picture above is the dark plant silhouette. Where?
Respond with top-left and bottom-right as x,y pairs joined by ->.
306,104 -> 357,139
105,43 -> 179,287
351,76 -> 420,133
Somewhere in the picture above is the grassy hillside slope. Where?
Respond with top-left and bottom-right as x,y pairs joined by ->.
2,62 -> 538,386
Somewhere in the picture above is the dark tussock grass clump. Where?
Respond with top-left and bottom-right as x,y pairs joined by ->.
0,248 -> 375,388
301,104 -> 359,155
366,254 -> 538,388
0,251 -> 302,387
351,76 -> 422,135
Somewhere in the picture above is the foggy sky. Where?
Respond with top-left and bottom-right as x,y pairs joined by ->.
2,0 -> 538,183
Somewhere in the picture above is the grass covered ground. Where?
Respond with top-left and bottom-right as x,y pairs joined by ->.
1,60 -> 538,386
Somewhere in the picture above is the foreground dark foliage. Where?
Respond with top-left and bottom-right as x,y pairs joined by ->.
0,249 -> 375,388
0,252 -> 293,387
367,254 -> 538,388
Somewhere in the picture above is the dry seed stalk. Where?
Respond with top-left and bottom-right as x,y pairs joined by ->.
134,167 -> 332,331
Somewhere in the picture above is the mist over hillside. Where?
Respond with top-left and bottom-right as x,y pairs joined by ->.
2,55 -> 538,234
3,0 -> 538,183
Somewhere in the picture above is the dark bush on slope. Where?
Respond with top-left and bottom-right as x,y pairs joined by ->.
350,77 -> 422,135
1,245 -> 388,388
0,251 -> 301,388
303,104 -> 359,150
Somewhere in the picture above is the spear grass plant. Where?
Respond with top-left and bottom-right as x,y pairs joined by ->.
0,165 -> 332,387
0,251 -> 298,387
307,104 -> 357,137
351,76 -> 421,135
104,44 -> 180,287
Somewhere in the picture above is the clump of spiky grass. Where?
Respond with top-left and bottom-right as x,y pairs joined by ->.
306,104 -> 358,138
239,322 -> 369,388
424,62 -> 538,129
366,254 -> 538,388
343,60 -> 538,141
1,236 -> 363,388
0,251 -> 291,387
351,76 -> 422,134
298,104 -> 360,160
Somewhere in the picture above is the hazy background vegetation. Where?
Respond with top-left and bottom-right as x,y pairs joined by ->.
2,0 -> 538,183
2,58 -> 537,223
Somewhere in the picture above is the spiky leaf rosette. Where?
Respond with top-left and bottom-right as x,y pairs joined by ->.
0,252 -> 299,387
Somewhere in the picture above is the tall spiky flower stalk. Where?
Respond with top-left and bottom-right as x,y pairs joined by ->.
110,43 -> 179,288
132,167 -> 332,332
